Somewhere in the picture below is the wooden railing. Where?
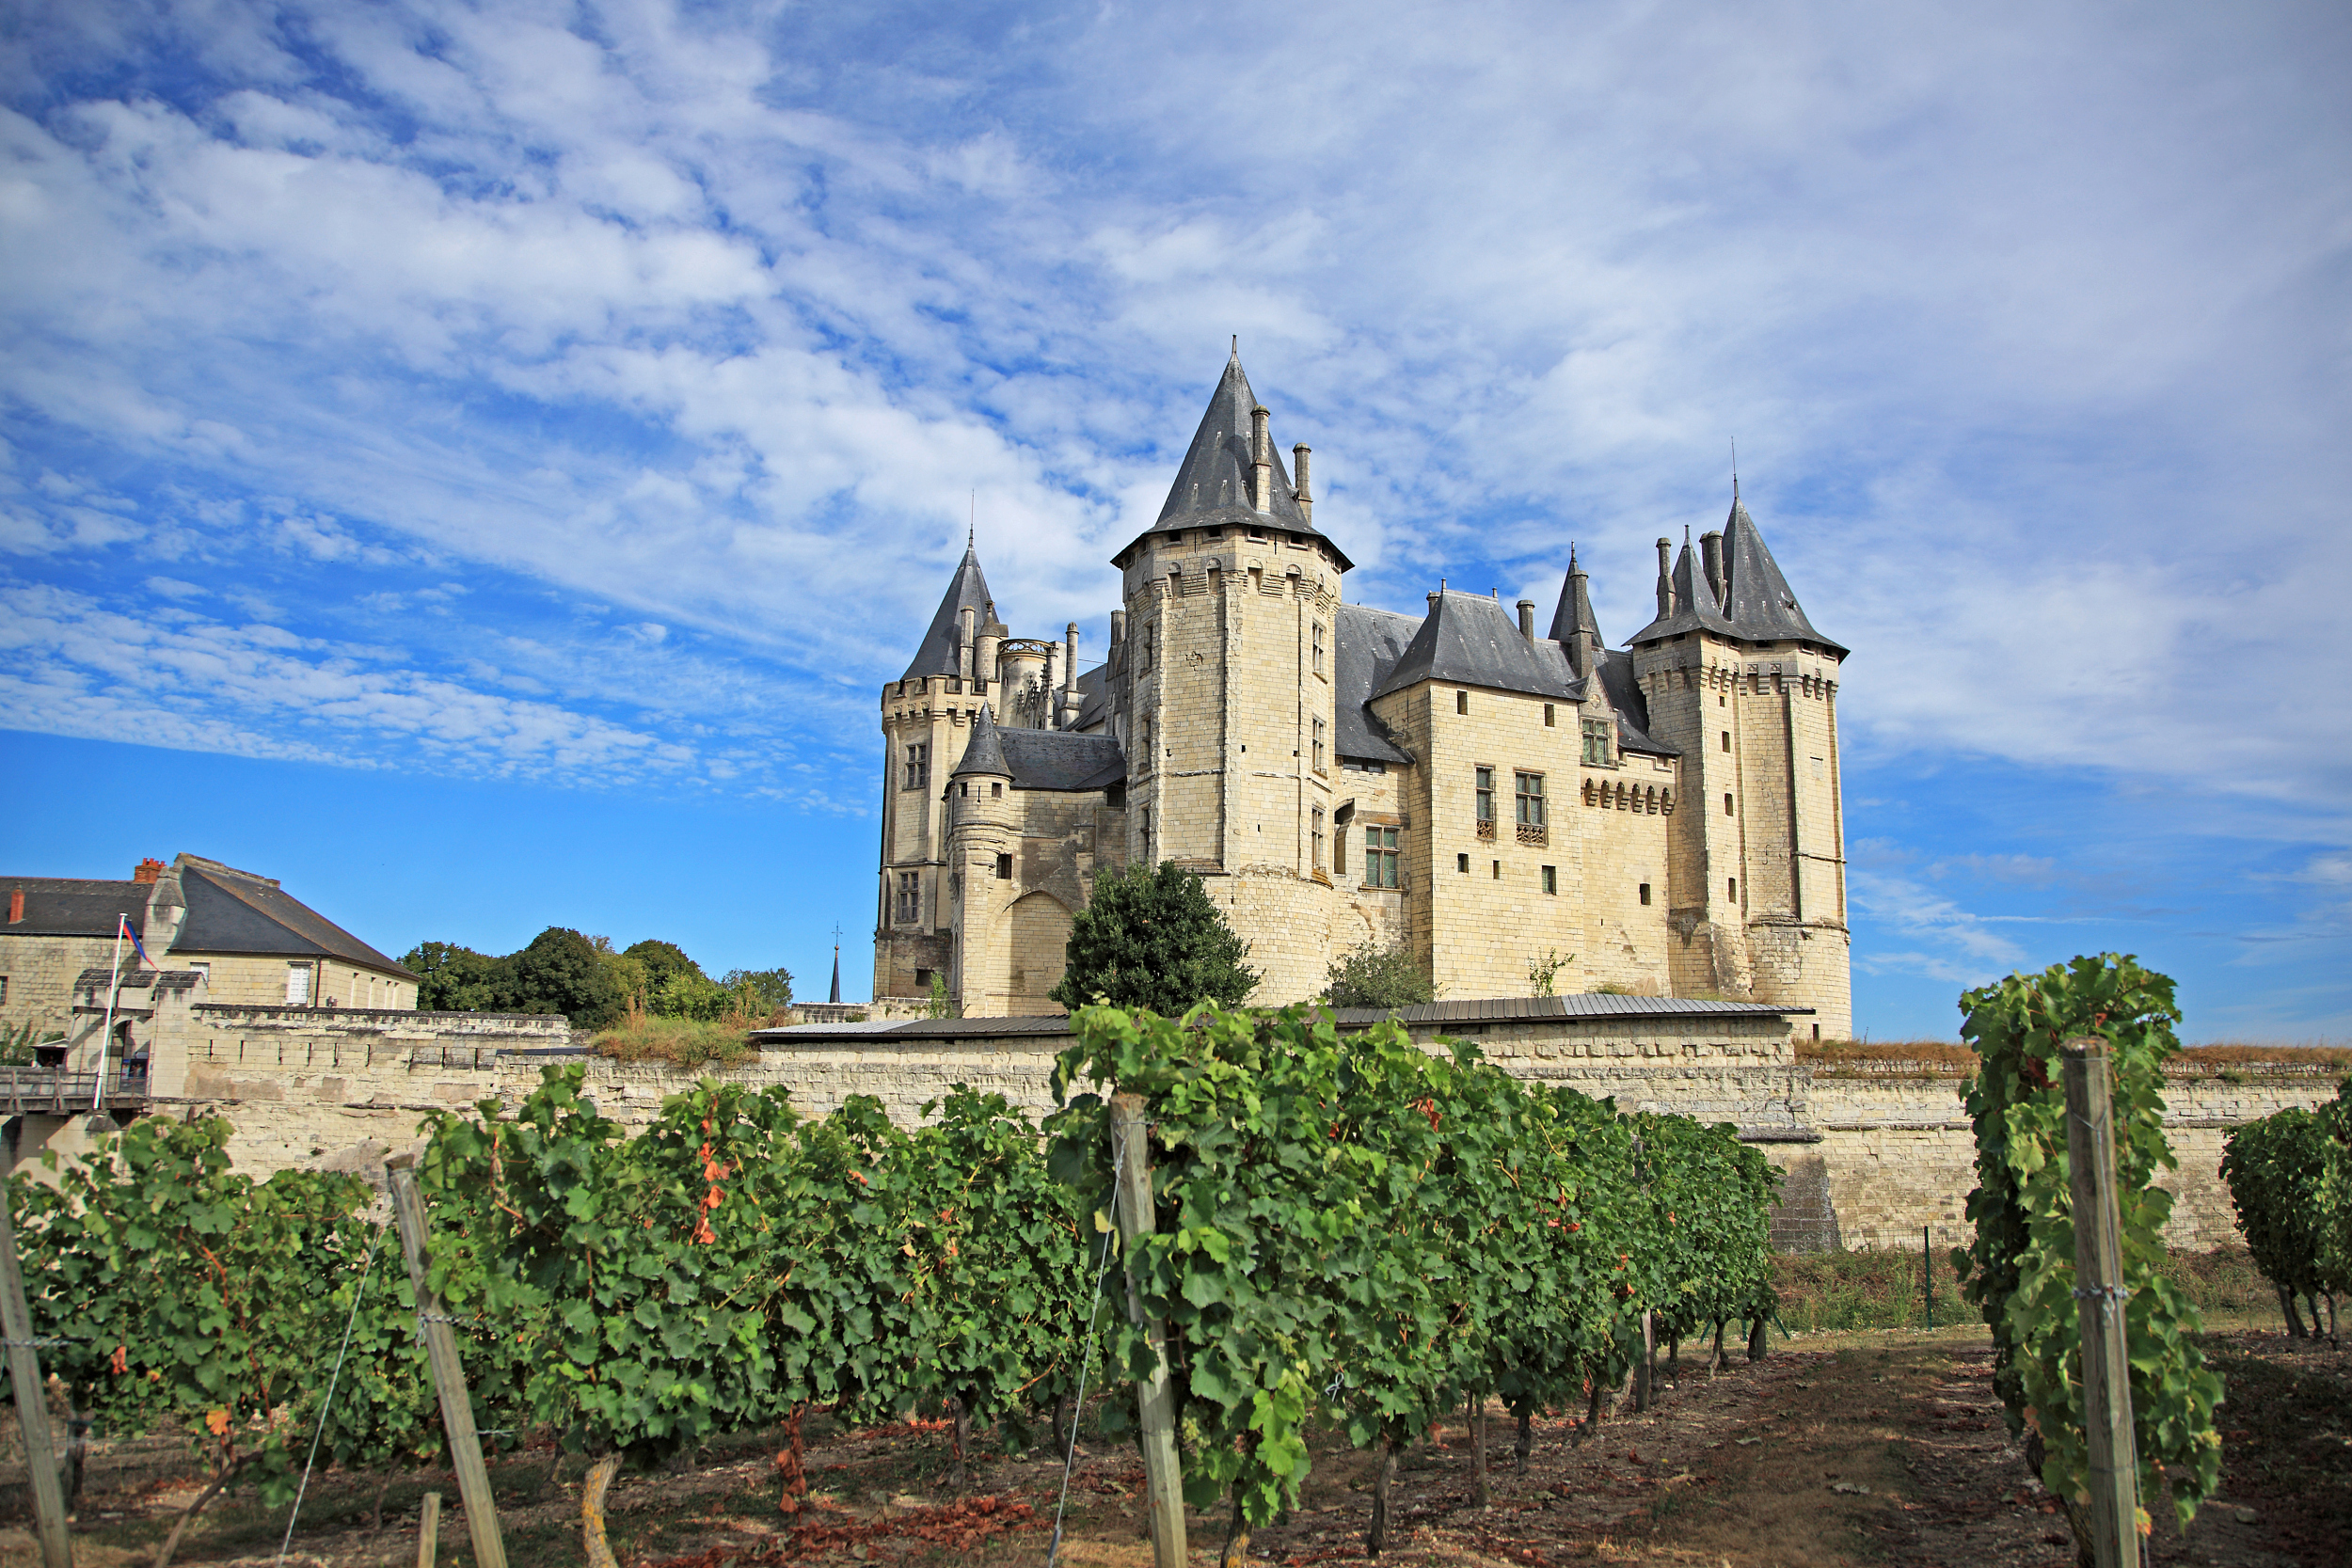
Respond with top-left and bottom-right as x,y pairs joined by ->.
0,1069 -> 151,1116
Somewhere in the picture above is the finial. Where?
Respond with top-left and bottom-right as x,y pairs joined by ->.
1231,333 -> 1238,356
1731,438 -> 1739,502
968,489 -> 975,548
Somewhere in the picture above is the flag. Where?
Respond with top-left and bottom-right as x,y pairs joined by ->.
122,913 -> 152,968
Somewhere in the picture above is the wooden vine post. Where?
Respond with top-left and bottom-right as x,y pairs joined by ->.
2060,1038 -> 2140,1568
0,1195 -> 72,1568
1108,1093 -> 1186,1568
387,1160 -> 510,1568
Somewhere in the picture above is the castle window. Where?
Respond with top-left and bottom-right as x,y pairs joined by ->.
993,781 -> 1003,798
1140,805 -> 1152,860
1455,690 -> 1469,715
1142,622 -> 1156,672
1312,806 -> 1326,869
1456,852 -> 1470,874
1312,718 -> 1327,773
1727,878 -> 1738,901
903,743 -> 930,790
1515,771 -> 1546,828
897,873 -> 923,923
1491,860 -> 1501,879
1541,865 -> 1557,895
994,854 -> 1012,879
1363,827 -> 1400,889
1811,754 -> 1826,779
1544,704 -> 1555,727
1581,718 -> 1613,765
1312,622 -> 1326,675
1723,793 -> 1734,816
1142,717 -> 1153,754
1639,882 -> 1652,906
286,963 -> 312,1005
1474,766 -> 1494,824
1722,731 -> 1731,752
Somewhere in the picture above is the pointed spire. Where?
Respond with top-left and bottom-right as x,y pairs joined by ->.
828,945 -> 841,1005
1546,550 -> 1603,646
951,705 -> 1012,779
901,543 -> 994,681
1714,494 -> 1840,650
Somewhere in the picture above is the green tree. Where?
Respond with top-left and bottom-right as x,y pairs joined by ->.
721,966 -> 794,1016
504,927 -> 626,1028
623,940 -> 705,996
1319,940 -> 1434,1010
1047,861 -> 1257,1013
401,941 -> 505,1012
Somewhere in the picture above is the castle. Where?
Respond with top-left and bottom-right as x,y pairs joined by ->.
875,352 -> 1851,1034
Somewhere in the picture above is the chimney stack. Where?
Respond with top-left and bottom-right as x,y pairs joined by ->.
1700,531 -> 1725,608
1655,537 -> 1675,619
1250,405 -> 1273,513
134,857 -> 165,885
1292,444 -> 1312,524
1517,599 -> 1535,647
8,890 -> 22,925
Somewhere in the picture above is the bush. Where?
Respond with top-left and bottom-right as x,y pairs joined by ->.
1048,861 -> 1257,1013
1320,940 -> 1433,1010
2220,1103 -> 2344,1336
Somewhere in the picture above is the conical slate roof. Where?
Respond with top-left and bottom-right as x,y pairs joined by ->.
1546,551 -> 1603,645
951,705 -> 1012,778
1716,498 -> 1843,652
1629,498 -> 1840,653
901,546 -> 994,681
1116,351 -> 1354,570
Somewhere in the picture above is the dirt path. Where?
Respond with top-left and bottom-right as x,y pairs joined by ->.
4,1326 -> 2344,1566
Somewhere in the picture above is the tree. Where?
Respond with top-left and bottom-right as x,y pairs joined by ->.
722,966 -> 794,1017
402,941 -> 505,1011
1320,940 -> 1434,1011
504,927 -> 626,1028
624,940 -> 705,995
1048,861 -> 1257,1014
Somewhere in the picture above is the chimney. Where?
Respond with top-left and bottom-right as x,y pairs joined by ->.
1700,531 -> 1725,608
959,606 -> 977,681
1293,444 -> 1312,524
1655,537 -> 1675,619
8,890 -> 21,925
134,857 -> 164,885
1250,405 -> 1273,513
1517,599 -> 1535,647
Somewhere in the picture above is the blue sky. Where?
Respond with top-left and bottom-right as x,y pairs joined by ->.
3,1 -> 2346,1038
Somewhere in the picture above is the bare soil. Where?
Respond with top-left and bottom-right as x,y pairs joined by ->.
3,1324 -> 2344,1567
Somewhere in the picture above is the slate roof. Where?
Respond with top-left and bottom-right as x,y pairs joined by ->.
1120,351 -> 1356,571
1071,662 -> 1110,732
952,706 -> 1126,791
1596,651 -> 1677,757
1629,497 -> 1842,654
1373,591 -> 1585,703
172,858 -> 416,977
0,879 -> 148,939
901,546 -> 995,681
1547,557 -> 1603,645
1332,604 -> 1418,764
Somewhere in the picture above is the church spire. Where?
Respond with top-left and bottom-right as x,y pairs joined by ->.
900,541 -> 994,681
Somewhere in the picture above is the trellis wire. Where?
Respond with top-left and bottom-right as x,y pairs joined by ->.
1046,1117 -> 1129,1568
273,1218 -> 387,1567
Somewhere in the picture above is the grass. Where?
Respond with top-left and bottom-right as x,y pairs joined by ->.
1771,1243 -> 2280,1333
591,1011 -> 764,1069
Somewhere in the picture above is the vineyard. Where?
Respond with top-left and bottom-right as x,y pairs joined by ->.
0,965 -> 2344,1567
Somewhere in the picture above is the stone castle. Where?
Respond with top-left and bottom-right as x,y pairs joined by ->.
876,352 -> 1851,1032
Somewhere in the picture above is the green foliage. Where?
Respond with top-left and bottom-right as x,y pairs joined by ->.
624,940 -> 704,997
502,927 -> 626,1027
0,1021 -> 63,1065
652,969 -> 732,1021
1044,1002 -> 1780,1540
403,940 -> 505,1012
1951,954 -> 2223,1536
1048,862 -> 1258,1013
927,972 -> 956,1019
721,966 -> 794,1016
2321,1081 -> 2352,1303
2220,1105 -> 2344,1318
1526,948 -> 1572,995
6,1117 -> 431,1507
1319,940 -> 1434,1010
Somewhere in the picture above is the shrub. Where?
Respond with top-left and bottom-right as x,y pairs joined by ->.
1320,940 -> 1433,1010
1047,861 -> 1257,1013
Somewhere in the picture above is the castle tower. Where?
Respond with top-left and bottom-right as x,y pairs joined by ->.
1628,490 -> 1851,1037
1106,349 -> 1353,1003
875,544 -> 997,1002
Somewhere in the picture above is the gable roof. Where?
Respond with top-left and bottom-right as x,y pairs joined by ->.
0,878 -> 148,940
170,857 -> 415,977
1117,351 -> 1355,571
1372,590 -> 1585,703
901,546 -> 995,681
1332,604 -> 1418,763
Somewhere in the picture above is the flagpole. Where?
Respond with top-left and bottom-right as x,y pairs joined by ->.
92,914 -> 127,1117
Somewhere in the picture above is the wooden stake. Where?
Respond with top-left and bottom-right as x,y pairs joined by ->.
2061,1038 -> 2140,1568
0,1196 -> 72,1568
1108,1094 -> 1185,1568
387,1163 -> 510,1568
416,1492 -> 441,1568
